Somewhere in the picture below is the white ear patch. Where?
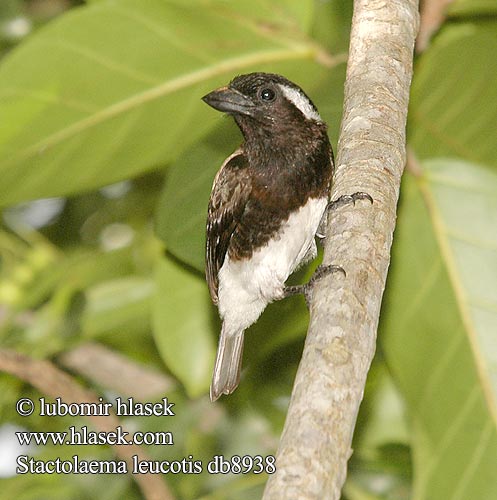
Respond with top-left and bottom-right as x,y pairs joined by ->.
278,84 -> 321,122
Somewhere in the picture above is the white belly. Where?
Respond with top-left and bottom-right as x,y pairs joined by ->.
218,196 -> 327,334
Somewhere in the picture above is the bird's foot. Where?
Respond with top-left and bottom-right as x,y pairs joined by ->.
327,191 -> 373,211
316,192 -> 373,239
283,264 -> 346,307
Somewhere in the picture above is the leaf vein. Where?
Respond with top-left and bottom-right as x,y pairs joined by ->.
45,39 -> 160,85
449,418 -> 493,500
1,47 -> 314,169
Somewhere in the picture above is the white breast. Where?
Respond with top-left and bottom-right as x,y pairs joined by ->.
217,196 -> 327,334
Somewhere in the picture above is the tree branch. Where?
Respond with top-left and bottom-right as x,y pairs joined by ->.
58,341 -> 175,399
263,1 -> 419,498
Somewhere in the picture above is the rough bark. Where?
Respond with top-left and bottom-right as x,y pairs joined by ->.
263,1 -> 419,498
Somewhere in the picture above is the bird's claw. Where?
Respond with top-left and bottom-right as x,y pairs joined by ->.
283,264 -> 346,308
327,192 -> 373,211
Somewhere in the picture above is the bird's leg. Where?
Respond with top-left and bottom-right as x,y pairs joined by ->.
316,192 -> 373,240
283,264 -> 346,307
328,191 -> 373,211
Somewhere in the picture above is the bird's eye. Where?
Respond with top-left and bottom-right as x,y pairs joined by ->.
259,88 -> 276,102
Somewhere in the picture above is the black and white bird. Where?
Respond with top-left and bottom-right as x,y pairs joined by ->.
203,72 -> 363,402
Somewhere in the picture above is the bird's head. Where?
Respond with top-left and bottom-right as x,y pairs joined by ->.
202,72 -> 324,143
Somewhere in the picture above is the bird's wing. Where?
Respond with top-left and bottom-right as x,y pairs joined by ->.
206,150 -> 252,305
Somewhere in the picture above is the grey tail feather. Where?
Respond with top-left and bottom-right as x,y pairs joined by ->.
210,327 -> 244,402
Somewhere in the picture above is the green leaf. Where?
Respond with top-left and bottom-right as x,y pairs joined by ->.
381,159 -> 497,500
409,24 -> 497,169
152,254 -> 216,398
212,0 -> 315,33
0,0 -> 320,206
83,275 -> 153,339
346,359 -> 411,500
156,120 -> 239,271
354,360 -> 409,455
448,0 -> 497,16
311,0 -> 353,54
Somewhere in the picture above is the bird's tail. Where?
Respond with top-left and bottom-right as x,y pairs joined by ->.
210,326 -> 245,402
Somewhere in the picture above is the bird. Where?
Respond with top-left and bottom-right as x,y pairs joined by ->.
202,72 -> 369,401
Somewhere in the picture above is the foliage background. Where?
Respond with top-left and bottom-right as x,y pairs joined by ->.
0,0 -> 496,498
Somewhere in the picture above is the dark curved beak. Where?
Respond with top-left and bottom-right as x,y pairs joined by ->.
202,86 -> 255,116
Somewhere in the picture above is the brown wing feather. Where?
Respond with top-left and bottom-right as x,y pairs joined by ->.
206,150 -> 251,304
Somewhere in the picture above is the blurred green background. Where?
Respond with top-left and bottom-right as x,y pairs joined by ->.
0,0 -> 496,498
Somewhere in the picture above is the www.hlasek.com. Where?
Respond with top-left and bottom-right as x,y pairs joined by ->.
14,396 -> 276,475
